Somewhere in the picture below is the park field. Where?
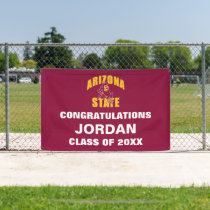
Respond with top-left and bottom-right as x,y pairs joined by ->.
0,186 -> 209,209
0,83 -> 209,133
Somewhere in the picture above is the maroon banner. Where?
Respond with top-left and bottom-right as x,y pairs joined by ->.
41,69 -> 170,151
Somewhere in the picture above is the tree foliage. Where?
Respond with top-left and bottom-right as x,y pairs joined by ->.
34,76 -> 39,84
194,46 -> 210,70
23,41 -> 33,60
83,53 -> 102,69
77,52 -> 88,64
72,59 -> 84,69
151,41 -> 194,72
105,39 -> 153,69
33,27 -> 73,69
0,52 -> 20,71
20,59 -> 37,69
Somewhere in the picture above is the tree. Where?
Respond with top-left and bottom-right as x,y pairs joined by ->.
34,76 -> 39,84
20,59 -> 37,69
72,59 -> 84,69
150,44 -> 169,68
151,41 -> 194,73
23,41 -> 33,60
194,46 -> 210,70
83,53 -> 102,69
0,52 -> 20,71
77,52 -> 88,64
105,39 -> 153,69
33,27 -> 73,69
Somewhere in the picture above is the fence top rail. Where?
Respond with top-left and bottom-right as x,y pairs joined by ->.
0,43 -> 207,47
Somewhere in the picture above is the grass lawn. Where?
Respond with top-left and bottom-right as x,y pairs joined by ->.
0,186 -> 209,209
0,83 -> 209,133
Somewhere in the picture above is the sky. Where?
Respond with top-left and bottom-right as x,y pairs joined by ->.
0,0 -> 210,44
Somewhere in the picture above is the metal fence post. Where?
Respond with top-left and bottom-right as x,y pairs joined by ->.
201,43 -> 206,150
5,43 -> 9,150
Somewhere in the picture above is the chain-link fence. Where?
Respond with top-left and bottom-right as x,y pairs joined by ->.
0,43 -> 209,151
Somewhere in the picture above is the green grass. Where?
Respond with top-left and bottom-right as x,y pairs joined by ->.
0,83 -> 40,133
0,83 -> 209,133
0,186 -> 209,209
